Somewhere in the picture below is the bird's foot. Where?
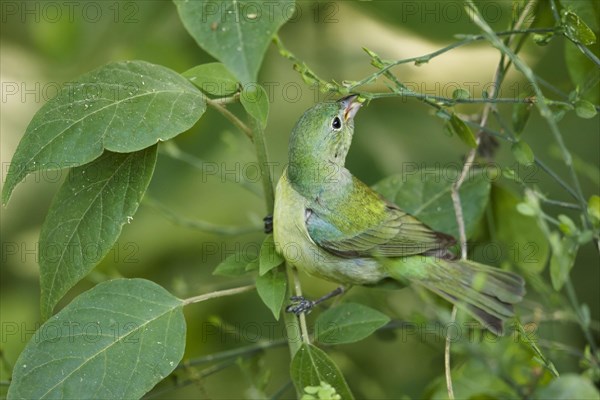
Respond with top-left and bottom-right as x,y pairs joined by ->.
285,296 -> 315,315
263,215 -> 273,234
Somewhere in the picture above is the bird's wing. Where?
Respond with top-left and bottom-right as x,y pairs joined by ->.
306,176 -> 454,258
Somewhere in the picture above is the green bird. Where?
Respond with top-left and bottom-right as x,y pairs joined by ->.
272,95 -> 525,335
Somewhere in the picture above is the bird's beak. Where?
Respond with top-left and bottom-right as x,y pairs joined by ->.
340,94 -> 362,122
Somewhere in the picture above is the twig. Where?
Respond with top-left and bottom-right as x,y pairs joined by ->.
160,141 -> 262,196
206,97 -> 253,140
175,339 -> 287,370
143,196 -> 262,235
349,28 -> 557,91
291,267 -> 310,345
183,285 -> 255,306
444,306 -> 458,399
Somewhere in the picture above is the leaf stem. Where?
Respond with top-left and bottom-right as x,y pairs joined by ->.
183,285 -> 255,306
291,267 -> 310,345
206,97 -> 253,140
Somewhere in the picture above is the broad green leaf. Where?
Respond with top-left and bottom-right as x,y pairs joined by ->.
574,100 -> 598,118
2,60 -> 205,204
213,253 -> 253,277
290,344 -> 354,400
8,279 -> 186,400
259,234 -> 284,275
536,374 -> 599,399
512,101 -> 533,136
182,62 -> 239,96
39,146 -> 157,319
256,267 -> 286,319
564,41 -> 599,104
549,233 -> 579,291
559,0 -> 599,30
315,303 -> 390,344
561,9 -> 596,45
444,113 -> 477,148
174,0 -> 295,84
492,185 -> 549,273
241,84 -> 269,129
511,140 -> 535,166
372,169 -> 491,239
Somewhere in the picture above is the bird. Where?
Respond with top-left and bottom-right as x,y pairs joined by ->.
272,94 -> 525,335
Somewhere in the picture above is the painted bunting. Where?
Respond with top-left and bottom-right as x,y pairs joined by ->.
272,95 -> 525,335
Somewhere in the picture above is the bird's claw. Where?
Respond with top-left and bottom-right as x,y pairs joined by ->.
263,215 -> 273,234
285,296 -> 315,315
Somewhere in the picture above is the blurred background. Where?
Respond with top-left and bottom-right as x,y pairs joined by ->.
1,1 -> 598,398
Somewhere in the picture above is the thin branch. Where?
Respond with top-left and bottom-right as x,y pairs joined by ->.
183,285 -> 255,306
159,142 -> 262,197
143,196 -> 262,236
206,97 -> 253,140
444,306 -> 458,400
291,267 -> 311,345
176,339 -> 288,370
349,28 -> 557,91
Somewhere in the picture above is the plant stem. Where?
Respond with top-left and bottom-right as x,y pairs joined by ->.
175,339 -> 288,370
565,278 -> 598,355
183,285 -> 255,306
292,267 -> 310,345
144,196 -> 262,235
445,306 -> 458,400
206,97 -> 253,140
251,124 -> 275,213
367,91 -> 548,105
350,28 -> 556,91
284,265 -> 304,357
465,0 -> 592,231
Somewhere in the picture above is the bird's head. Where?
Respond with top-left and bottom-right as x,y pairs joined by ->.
288,94 -> 363,171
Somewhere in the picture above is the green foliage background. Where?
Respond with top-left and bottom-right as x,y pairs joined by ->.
1,1 -> 599,398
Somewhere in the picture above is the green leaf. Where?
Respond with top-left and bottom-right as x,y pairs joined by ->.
444,114 -> 477,148
39,146 -> 157,319
259,234 -> 284,275
372,169 -> 491,239
491,186 -> 549,273
182,62 -> 239,96
256,267 -> 287,320
511,140 -> 535,165
290,344 -> 355,400
315,303 -> 390,344
574,100 -> 598,118
7,279 -> 186,400
213,253 -> 253,277
562,9 -> 596,45
241,84 -> 269,130
536,374 -> 599,399
3,60 -> 205,205
452,88 -> 470,100
174,0 -> 295,84
564,41 -> 599,104
549,233 -> 579,291
512,101 -> 533,135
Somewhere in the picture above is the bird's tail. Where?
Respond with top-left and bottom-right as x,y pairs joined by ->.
385,257 -> 525,335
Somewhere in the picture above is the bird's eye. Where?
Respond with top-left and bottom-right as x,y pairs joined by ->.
331,116 -> 342,130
